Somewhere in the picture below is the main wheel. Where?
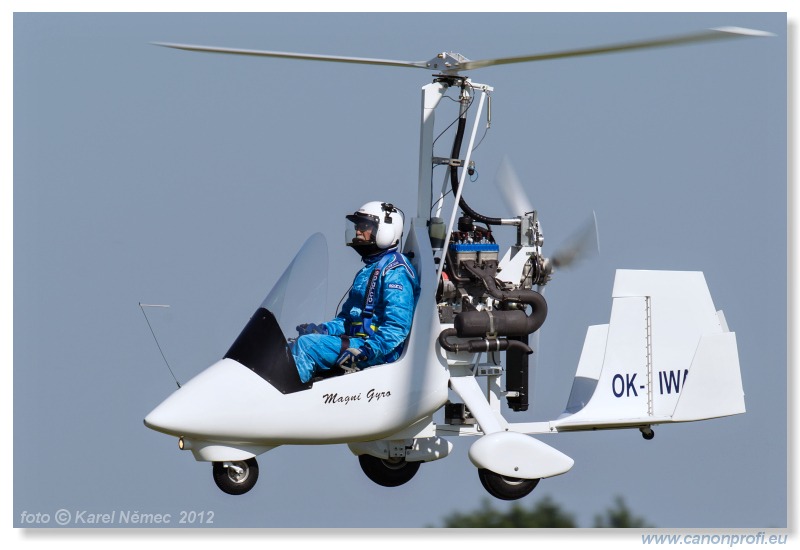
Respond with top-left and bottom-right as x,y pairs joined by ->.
358,454 -> 420,487
478,468 -> 540,500
212,457 -> 259,495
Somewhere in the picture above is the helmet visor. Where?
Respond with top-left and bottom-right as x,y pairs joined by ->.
345,213 -> 379,247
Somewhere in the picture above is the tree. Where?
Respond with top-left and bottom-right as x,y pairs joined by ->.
439,496 -> 577,528
436,494 -> 652,528
593,495 -> 653,528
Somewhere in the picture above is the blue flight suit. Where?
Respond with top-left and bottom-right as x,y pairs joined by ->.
292,247 -> 420,383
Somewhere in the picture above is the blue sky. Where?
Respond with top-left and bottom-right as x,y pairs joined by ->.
7,4 -> 793,545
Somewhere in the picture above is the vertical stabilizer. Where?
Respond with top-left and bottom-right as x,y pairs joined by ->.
555,270 -> 744,431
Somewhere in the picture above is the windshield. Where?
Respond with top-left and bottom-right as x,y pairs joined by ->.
225,233 -> 329,393
261,232 -> 329,335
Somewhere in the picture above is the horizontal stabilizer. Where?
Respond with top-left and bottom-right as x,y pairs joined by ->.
554,270 -> 744,431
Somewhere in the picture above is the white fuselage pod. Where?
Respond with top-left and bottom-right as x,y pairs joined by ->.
144,218 -> 450,452
143,355 -> 446,446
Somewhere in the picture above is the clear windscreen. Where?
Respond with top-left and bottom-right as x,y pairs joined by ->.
260,232 -> 329,337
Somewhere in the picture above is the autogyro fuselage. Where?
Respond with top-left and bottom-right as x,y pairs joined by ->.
144,28 -> 767,499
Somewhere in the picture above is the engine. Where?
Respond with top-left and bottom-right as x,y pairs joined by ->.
433,215 -> 546,411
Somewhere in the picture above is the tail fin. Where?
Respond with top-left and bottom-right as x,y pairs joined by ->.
554,270 -> 744,431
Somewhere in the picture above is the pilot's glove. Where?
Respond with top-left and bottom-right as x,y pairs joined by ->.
336,346 -> 373,373
296,323 -> 328,336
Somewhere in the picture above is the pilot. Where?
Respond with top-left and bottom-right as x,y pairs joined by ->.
291,201 -> 420,383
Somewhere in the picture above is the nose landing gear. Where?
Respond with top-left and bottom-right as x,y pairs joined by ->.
212,457 -> 259,495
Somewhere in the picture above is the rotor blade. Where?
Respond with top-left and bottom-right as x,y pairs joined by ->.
494,156 -> 534,217
551,211 -> 600,269
152,42 -> 430,70
458,27 -> 774,71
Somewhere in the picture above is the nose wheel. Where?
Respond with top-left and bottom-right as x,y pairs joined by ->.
212,457 -> 259,495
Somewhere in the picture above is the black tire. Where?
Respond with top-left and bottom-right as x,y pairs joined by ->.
478,468 -> 540,500
358,454 -> 420,487
212,457 -> 259,495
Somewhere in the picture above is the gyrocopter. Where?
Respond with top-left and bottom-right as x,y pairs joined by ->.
143,26 -> 769,500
